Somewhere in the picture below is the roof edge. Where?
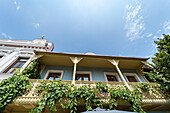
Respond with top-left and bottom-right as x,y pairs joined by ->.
34,51 -> 149,61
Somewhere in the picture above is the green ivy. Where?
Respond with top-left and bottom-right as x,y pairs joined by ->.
23,60 -> 40,79
0,60 -> 40,113
30,80 -> 104,113
0,72 -> 32,113
30,81 -> 157,113
0,60 -> 160,113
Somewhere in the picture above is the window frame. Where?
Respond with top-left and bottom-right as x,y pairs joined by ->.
3,57 -> 29,73
104,72 -> 121,82
75,71 -> 92,81
45,70 -> 64,80
123,73 -> 141,82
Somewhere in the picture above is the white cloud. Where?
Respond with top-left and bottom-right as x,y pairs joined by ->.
153,34 -> 164,40
157,29 -> 161,33
152,21 -> 170,40
153,36 -> 158,39
146,41 -> 158,63
146,21 -> 170,62
33,23 -> 40,29
1,32 -> 13,39
163,20 -> 170,34
13,1 -> 20,11
16,6 -> 20,10
146,33 -> 152,37
124,1 -> 145,41
14,1 -> 17,5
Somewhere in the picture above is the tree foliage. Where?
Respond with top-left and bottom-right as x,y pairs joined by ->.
144,34 -> 170,92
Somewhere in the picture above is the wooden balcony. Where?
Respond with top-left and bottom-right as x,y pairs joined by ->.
12,79 -> 169,105
2,79 -> 168,113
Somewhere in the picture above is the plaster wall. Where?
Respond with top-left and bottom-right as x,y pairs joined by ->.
41,65 -> 146,82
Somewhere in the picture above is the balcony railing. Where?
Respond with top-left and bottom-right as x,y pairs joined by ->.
12,79 -> 170,104
128,82 -> 169,99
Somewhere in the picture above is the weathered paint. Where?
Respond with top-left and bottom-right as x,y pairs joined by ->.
41,65 -> 146,82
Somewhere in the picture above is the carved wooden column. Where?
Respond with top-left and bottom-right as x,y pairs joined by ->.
20,55 -> 43,73
108,59 -> 132,90
70,57 -> 82,85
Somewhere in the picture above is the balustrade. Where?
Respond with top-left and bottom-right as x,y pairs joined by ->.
12,79 -> 169,104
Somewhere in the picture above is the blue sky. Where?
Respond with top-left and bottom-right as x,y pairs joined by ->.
0,0 -> 170,59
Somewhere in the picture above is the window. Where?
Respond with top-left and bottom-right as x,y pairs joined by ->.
106,75 -> 118,81
45,70 -> 64,80
75,72 -> 92,81
47,72 -> 62,80
104,72 -> 120,82
3,57 -> 29,74
124,73 -> 140,82
126,76 -> 138,82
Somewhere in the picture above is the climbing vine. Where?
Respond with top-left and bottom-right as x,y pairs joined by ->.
0,71 -> 32,113
0,60 -> 160,113
31,81 -> 158,113
0,60 -> 40,113
23,59 -> 40,79
30,80 -> 104,113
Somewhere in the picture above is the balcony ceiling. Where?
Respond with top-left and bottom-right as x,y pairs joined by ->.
35,51 -> 148,69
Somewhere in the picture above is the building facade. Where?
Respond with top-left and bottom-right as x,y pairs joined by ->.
0,39 -> 169,113
0,38 -> 54,81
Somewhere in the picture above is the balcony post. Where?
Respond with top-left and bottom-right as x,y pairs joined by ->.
20,55 -> 43,73
70,57 -> 82,85
108,59 -> 132,91
141,61 -> 153,68
137,62 -> 149,83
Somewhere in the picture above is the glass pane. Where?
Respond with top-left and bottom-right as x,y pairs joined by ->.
84,77 -> 89,81
48,77 -> 54,80
55,77 -> 60,80
13,62 -> 20,67
76,76 -> 81,81
6,68 -> 15,73
54,74 -> 61,80
48,73 -> 61,80
18,62 -> 25,67
76,74 -> 90,81
19,58 -> 29,61
107,75 -> 118,81
127,76 -> 137,82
